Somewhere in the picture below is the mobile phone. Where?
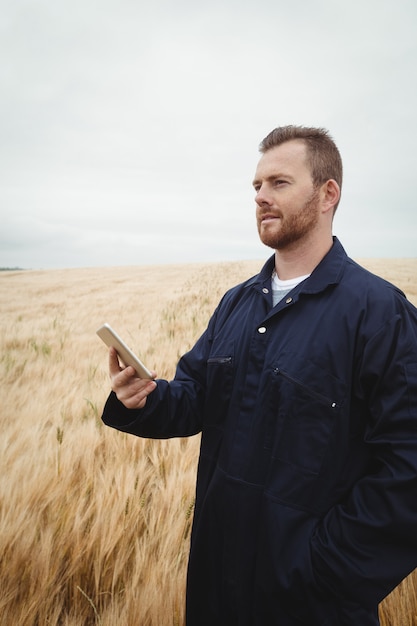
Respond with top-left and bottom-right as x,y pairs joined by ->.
96,323 -> 154,379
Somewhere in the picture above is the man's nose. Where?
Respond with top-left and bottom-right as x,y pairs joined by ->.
255,185 -> 272,206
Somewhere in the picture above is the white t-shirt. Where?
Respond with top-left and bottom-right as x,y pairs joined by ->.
271,271 -> 310,307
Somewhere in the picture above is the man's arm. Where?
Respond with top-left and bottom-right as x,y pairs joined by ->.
311,310 -> 417,607
101,310 -> 217,439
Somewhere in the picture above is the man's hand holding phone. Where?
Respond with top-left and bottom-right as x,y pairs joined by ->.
109,347 -> 157,409
96,324 -> 157,410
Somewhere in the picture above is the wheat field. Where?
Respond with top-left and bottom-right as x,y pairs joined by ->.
1,257 -> 417,626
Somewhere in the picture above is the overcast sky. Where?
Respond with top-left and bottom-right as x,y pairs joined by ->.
1,0 -> 416,269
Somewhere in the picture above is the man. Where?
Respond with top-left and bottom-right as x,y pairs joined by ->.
102,126 -> 417,625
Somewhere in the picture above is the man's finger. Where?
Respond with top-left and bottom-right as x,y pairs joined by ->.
109,346 -> 122,376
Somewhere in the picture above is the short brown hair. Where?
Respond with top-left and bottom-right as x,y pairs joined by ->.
259,125 -> 343,210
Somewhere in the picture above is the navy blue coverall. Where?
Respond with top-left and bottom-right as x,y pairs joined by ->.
102,238 -> 417,625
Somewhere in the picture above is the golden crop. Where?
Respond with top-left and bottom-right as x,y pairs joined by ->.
1,258 -> 416,625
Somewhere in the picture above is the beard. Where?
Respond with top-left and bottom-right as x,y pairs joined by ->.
257,189 -> 321,251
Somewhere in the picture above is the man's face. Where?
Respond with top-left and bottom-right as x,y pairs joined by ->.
253,140 -> 321,251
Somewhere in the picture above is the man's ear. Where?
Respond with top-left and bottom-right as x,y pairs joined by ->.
321,179 -> 340,215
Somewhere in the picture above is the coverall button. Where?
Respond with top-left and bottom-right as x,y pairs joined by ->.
262,288 -> 269,294
258,326 -> 267,334
286,297 -> 293,304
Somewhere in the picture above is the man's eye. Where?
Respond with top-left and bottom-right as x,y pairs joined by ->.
275,179 -> 287,186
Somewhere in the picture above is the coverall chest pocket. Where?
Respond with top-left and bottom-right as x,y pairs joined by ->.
204,340 -> 235,427
269,365 -> 344,476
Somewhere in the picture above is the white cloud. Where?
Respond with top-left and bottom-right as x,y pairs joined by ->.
1,0 -> 416,268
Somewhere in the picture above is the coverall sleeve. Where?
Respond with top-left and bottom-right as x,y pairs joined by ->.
311,308 -> 417,608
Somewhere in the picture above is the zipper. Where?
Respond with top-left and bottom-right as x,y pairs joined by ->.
207,356 -> 233,365
273,367 -> 338,409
